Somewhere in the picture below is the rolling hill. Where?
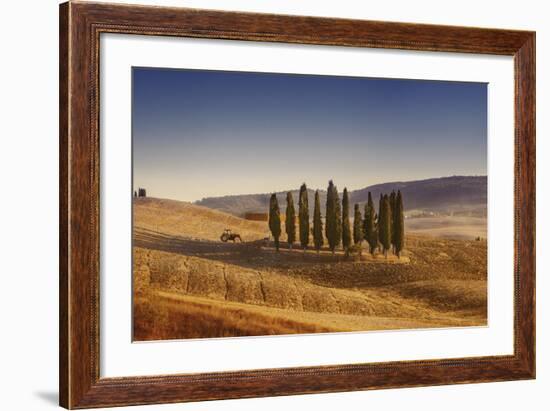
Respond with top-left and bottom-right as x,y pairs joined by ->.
194,175 -> 487,217
133,197 -> 268,241
132,196 -> 487,340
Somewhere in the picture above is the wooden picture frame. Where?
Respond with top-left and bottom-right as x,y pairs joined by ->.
59,1 -> 535,408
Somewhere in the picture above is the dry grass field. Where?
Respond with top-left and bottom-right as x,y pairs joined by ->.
133,197 -> 487,341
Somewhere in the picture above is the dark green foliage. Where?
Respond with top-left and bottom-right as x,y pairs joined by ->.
363,192 -> 378,254
378,194 -> 383,253
390,190 -> 397,252
285,192 -> 296,248
325,180 -> 342,253
335,188 -> 342,248
268,193 -> 281,251
313,190 -> 324,253
394,190 -> 405,257
298,183 -> 310,250
353,203 -> 363,245
325,181 -> 335,251
378,194 -> 392,257
268,182 -> 403,259
342,188 -> 352,255
353,203 -> 363,257
374,212 -> 379,248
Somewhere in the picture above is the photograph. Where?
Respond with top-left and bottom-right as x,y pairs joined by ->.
132,67 -> 488,341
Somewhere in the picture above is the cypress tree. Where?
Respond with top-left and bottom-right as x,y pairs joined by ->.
325,180 -> 335,253
353,203 -> 363,257
325,180 -> 341,254
364,192 -> 377,255
285,191 -> 296,249
373,212 -> 379,252
363,202 -> 368,241
268,193 -> 281,251
298,183 -> 310,251
353,204 -> 363,245
335,185 -> 342,251
378,194 -> 384,252
379,194 -> 392,257
313,190 -> 324,253
394,190 -> 405,258
389,190 -> 397,253
342,188 -> 352,256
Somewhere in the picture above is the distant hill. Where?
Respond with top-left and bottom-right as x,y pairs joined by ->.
195,188 -> 323,219
194,176 -> 487,217
350,176 -> 487,212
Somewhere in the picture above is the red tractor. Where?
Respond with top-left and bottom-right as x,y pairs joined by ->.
220,228 -> 242,243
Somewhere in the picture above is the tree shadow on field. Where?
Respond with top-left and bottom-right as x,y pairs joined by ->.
133,227 -> 351,271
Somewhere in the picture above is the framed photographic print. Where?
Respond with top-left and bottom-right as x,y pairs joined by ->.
59,1 -> 535,409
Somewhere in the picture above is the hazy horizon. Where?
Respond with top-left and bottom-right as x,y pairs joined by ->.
135,174 -> 487,204
133,68 -> 487,202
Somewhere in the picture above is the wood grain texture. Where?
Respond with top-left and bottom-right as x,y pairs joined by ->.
59,2 -> 69,407
514,34 -> 536,374
59,1 -> 536,408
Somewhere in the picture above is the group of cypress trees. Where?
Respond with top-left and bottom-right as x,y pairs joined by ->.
361,191 -> 405,257
268,181 -> 405,258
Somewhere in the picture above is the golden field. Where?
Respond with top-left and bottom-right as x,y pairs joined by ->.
133,197 -> 487,341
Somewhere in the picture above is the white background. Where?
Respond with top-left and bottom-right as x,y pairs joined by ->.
0,0 -> 547,410
101,34 -> 514,377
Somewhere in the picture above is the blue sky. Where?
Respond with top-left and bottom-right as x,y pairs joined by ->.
133,67 -> 487,202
